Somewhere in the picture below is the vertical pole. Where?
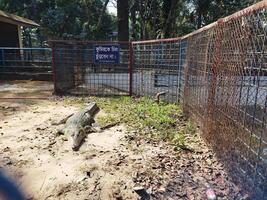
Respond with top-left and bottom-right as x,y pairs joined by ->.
1,49 -> 5,65
183,38 -> 191,117
206,19 -> 223,136
129,41 -> 133,96
177,40 -> 182,103
51,44 -> 57,94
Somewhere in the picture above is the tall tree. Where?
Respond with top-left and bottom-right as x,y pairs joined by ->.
188,0 -> 257,28
0,0 -> 259,43
0,0 -> 116,43
162,0 -> 179,37
117,0 -> 129,41
189,0 -> 212,28
130,0 -> 138,40
97,0 -> 110,30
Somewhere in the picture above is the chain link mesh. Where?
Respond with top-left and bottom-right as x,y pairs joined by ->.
132,39 -> 187,103
51,41 -> 130,96
133,1 -> 267,198
51,1 -> 267,198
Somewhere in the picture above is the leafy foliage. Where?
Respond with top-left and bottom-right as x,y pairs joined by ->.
188,0 -> 257,28
129,0 -> 258,39
0,0 -> 259,44
0,0 -> 116,45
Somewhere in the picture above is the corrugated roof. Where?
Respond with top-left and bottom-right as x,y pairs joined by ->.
0,10 -> 40,27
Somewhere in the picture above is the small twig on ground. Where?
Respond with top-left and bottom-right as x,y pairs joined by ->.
40,174 -> 47,192
100,122 -> 120,130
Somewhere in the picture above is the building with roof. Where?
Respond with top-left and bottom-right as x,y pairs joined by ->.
0,10 -> 39,48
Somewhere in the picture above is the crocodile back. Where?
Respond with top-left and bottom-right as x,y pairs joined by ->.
66,102 -> 99,127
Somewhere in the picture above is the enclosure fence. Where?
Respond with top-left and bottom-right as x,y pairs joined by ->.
0,47 -> 52,81
132,38 -> 187,103
51,1 -> 267,198
51,41 -> 130,96
0,47 -> 51,67
185,2 -> 267,198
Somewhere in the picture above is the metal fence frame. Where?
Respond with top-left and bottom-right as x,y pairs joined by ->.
51,40 -> 132,96
0,47 -> 51,67
50,1 -> 267,198
131,1 -> 267,199
0,47 -> 52,78
132,38 -> 186,103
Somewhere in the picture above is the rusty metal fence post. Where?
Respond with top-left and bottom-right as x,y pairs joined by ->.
182,38 -> 191,117
51,44 -> 57,94
206,19 -> 223,138
129,41 -> 133,96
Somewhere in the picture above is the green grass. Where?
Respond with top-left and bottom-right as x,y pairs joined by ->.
62,96 -> 196,149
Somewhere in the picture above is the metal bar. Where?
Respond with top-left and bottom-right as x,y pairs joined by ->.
129,42 -> 133,96
49,40 -> 130,45
132,37 -> 180,45
1,49 -> 4,65
51,46 -> 57,94
0,97 -> 50,100
0,47 -> 51,50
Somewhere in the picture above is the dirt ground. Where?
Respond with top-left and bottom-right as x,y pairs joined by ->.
0,81 -> 247,200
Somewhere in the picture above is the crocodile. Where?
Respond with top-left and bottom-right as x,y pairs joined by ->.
58,102 -> 100,151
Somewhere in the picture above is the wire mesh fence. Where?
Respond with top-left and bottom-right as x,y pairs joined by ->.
183,2 -> 267,198
132,1 -> 266,198
132,38 -> 187,103
0,47 -> 51,74
51,41 -> 130,96
0,47 -> 51,67
51,1 -> 267,198
0,48 -> 52,81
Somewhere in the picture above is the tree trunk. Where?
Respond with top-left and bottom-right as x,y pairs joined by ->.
162,0 -> 178,38
83,0 -> 91,38
117,0 -> 129,41
152,0 -> 158,38
139,0 -> 145,40
97,0 -> 109,29
130,2 -> 137,40
197,11 -> 202,29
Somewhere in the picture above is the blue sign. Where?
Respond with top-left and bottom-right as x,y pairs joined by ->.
94,44 -> 120,64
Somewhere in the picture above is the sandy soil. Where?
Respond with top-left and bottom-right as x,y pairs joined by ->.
0,80 -> 53,99
0,100 -> 137,199
0,81 -> 247,200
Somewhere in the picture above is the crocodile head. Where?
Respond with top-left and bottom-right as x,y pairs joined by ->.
67,127 -> 86,151
86,102 -> 100,119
